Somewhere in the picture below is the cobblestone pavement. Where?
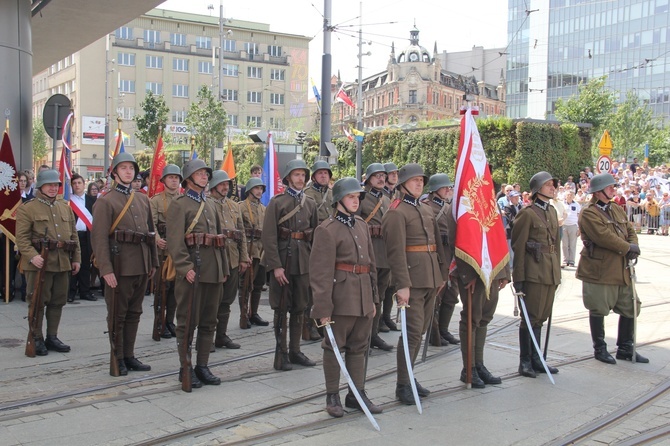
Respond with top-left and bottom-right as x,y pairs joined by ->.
0,234 -> 669,445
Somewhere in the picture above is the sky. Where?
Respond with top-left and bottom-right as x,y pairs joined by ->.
158,0 -> 509,94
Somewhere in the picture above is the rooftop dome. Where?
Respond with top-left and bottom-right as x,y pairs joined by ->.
397,26 -> 431,63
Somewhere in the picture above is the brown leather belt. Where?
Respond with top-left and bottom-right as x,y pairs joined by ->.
223,228 -> 243,242
112,229 -> 156,245
335,263 -> 371,274
245,228 -> 262,239
405,244 -> 437,252
538,244 -> 556,253
184,233 -> 226,248
31,239 -> 78,252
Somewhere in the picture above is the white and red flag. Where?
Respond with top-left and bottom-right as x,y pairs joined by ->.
261,132 -> 282,206
452,107 -> 509,296
335,86 -> 354,108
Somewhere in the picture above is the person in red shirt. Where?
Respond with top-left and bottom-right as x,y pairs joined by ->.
613,189 -> 626,207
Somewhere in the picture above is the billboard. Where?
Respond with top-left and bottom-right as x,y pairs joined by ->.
82,116 -> 105,145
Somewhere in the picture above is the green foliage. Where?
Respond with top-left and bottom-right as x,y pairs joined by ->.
133,149 -> 182,171
607,90 -> 660,160
134,91 -> 169,148
554,77 -> 617,133
32,120 -> 49,165
232,142 -> 266,185
185,85 -> 227,163
648,127 -> 670,166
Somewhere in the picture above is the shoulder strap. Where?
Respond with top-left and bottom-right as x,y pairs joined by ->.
277,193 -> 306,226
435,202 -> 449,222
109,191 -> 135,235
529,204 -> 556,245
185,200 -> 206,236
364,198 -> 384,223
245,200 -> 255,226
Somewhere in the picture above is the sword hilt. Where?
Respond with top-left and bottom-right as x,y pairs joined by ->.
315,319 -> 334,328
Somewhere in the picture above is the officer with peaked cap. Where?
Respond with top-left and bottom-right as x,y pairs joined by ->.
92,153 -> 159,375
311,177 -> 382,417
149,164 -> 182,339
17,169 -> 81,356
261,159 -> 319,370
382,163 -> 449,405
511,171 -> 561,378
576,173 -> 648,364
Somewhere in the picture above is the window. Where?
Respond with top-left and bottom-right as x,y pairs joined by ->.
409,90 -> 417,104
268,45 -> 282,57
173,58 -> 189,72
146,82 -> 163,95
270,117 -> 283,129
118,107 -> 135,120
222,89 -> 238,101
248,66 -> 262,78
115,27 -> 133,40
270,93 -> 284,105
227,115 -> 238,127
173,84 -> 188,98
171,33 -> 186,46
223,63 -> 239,77
118,52 -> 135,66
245,42 -> 259,54
196,36 -> 211,49
146,55 -> 163,69
144,30 -> 160,47
223,39 -> 236,52
247,116 -> 262,127
119,80 -> 135,93
172,110 -> 187,123
247,91 -> 262,103
270,69 -> 285,81
388,91 -> 394,105
198,61 -> 213,74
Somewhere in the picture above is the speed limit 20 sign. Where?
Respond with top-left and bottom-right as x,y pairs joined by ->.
596,155 -> 611,173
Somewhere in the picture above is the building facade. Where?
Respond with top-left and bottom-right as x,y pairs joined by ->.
506,0 -> 670,121
32,8 -> 311,178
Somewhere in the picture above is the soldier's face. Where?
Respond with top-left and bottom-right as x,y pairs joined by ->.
115,162 -> 136,185
216,181 -> 230,196
339,193 -> 360,213
404,176 -> 424,198
163,174 -> 181,191
288,170 -> 306,190
386,171 -> 398,186
435,186 -> 451,200
72,178 -> 85,195
41,183 -> 59,198
313,169 -> 330,186
368,172 -> 386,189
539,179 -> 555,198
190,169 -> 210,189
249,185 -> 264,199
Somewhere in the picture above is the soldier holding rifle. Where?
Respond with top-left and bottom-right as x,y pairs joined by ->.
576,173 -> 649,364
149,164 -> 182,340
310,177 -> 382,418
167,159 -> 229,391
17,169 -> 81,356
92,153 -> 158,375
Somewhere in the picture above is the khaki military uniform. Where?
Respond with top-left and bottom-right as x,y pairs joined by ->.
382,194 -> 448,386
91,184 -> 158,361
382,185 -> 401,322
311,212 -> 378,393
304,182 -> 333,224
239,195 -> 266,323
17,191 -> 81,338
167,189 -> 228,367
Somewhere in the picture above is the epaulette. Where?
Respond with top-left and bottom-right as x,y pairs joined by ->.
23,198 -> 34,204
389,198 -> 401,210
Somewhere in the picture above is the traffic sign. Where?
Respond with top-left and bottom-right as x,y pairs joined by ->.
596,155 -> 612,174
598,130 -> 613,156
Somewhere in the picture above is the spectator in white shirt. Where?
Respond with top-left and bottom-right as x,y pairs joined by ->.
561,191 -> 581,267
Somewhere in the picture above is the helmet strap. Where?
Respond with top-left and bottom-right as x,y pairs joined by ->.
337,200 -> 356,215
187,176 -> 207,191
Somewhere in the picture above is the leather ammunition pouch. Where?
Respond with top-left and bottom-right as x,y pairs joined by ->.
245,228 -> 262,239
185,232 -> 226,248
113,229 -> 156,245
525,241 -> 555,262
31,239 -> 77,252
223,228 -> 243,242
368,224 -> 383,239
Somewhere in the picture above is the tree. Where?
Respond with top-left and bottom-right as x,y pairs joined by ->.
32,121 -> 49,168
185,85 -> 226,164
607,90 -> 660,160
554,76 -> 617,134
134,91 -> 169,148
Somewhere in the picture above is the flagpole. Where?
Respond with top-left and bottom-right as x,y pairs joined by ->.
319,0 -> 332,157
3,118 -> 10,303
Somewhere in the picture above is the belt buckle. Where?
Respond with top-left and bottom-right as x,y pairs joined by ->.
352,264 -> 360,274
426,244 -> 432,252
549,244 -> 555,254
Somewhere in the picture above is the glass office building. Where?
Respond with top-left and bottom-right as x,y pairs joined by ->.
506,0 -> 670,122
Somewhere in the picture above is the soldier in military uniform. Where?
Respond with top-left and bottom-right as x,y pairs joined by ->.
359,163 -> 393,351
261,159 -> 319,371
239,177 -> 270,329
311,177 -> 382,418
382,163 -> 448,405
576,173 -> 648,364
17,169 -> 81,356
167,159 -> 229,389
302,160 -> 333,341
381,162 -> 401,332
209,170 -> 250,350
423,174 -> 460,346
149,164 -> 182,339
91,153 -> 158,375
511,171 -> 561,378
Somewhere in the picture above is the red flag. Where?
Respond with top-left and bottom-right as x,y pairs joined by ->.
452,107 -> 509,296
335,86 -> 354,108
148,133 -> 166,197
0,131 -> 22,243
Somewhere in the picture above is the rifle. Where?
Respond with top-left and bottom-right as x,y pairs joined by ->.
240,228 -> 256,325
25,229 -> 49,358
181,236 -> 202,392
273,243 -> 291,370
108,243 -> 121,377
151,268 -> 167,341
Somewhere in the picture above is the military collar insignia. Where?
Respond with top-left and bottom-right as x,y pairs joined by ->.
533,199 -> 549,211
335,211 -> 355,228
432,196 -> 445,207
37,197 -> 54,207
286,187 -> 303,199
115,183 -> 132,195
595,200 -> 610,212
311,183 -> 327,193
402,193 -> 419,207
368,188 -> 382,198
384,186 -> 395,195
186,188 -> 206,202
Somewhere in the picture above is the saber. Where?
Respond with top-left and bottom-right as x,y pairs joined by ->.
323,322 -> 380,431
400,306 -> 423,414
510,284 -> 519,317
515,290 -> 555,385
628,259 -> 639,364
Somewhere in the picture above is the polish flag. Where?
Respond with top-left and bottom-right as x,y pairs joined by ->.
335,87 -> 354,108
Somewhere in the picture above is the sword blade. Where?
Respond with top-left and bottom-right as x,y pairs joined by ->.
325,325 -> 380,431
517,294 -> 555,385
400,307 -> 423,414
629,261 -> 638,364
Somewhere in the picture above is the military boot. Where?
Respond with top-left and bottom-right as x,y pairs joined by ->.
249,291 -> 269,326
476,363 -> 502,385
589,315 -> 616,364
370,334 -> 393,351
179,367 -> 203,389
345,390 -> 383,414
302,309 -> 321,341
34,337 -> 48,356
440,329 -> 460,345
326,393 -> 344,418
45,335 -> 71,353
530,327 -> 558,374
273,311 -> 292,371
383,313 -> 399,331
518,326 -> 536,378
460,367 -> 485,388
194,365 -> 221,385
616,316 -> 649,363
289,314 -> 316,366
215,313 -> 240,349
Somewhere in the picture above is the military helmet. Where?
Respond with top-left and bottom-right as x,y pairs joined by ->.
310,160 -> 333,179
209,170 -> 231,190
397,163 -> 428,185
529,171 -> 558,196
35,169 -> 62,188
111,152 -> 140,177
383,162 -> 399,173
331,177 -> 366,206
427,173 -> 453,192
282,159 -> 310,185
181,159 -> 212,186
244,177 -> 266,196
588,173 -> 617,194
364,163 -> 386,183
161,164 -> 183,182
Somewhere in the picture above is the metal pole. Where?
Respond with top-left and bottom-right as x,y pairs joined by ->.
319,0 -> 332,157
356,2 -> 363,181
51,103 -> 59,169
104,34 -> 110,173
215,0 -> 224,169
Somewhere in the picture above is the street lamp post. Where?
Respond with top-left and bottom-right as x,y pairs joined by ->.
355,2 -> 371,181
